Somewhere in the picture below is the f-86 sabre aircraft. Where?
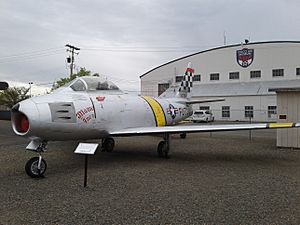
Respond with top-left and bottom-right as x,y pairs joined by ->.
11,63 -> 300,178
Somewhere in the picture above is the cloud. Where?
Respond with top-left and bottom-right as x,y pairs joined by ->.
1,0 -> 300,92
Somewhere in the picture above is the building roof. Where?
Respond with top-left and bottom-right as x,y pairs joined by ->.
140,41 -> 300,78
178,80 -> 300,97
269,87 -> 300,92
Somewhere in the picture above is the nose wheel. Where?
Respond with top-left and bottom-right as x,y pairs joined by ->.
25,140 -> 48,178
25,155 -> 47,178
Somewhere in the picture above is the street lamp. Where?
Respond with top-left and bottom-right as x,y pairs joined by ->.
29,82 -> 33,97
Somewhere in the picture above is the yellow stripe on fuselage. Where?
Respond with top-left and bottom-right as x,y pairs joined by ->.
142,96 -> 166,127
268,123 -> 294,128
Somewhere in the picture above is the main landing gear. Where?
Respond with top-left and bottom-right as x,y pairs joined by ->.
101,136 -> 171,158
25,141 -> 48,178
157,133 -> 170,159
102,137 -> 115,152
180,132 -> 187,139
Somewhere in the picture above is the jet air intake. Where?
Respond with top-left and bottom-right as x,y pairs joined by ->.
11,104 -> 30,135
17,112 -> 29,133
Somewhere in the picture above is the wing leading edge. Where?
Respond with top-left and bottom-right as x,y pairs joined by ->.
109,122 -> 300,137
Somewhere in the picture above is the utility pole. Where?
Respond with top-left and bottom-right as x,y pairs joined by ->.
65,44 -> 80,77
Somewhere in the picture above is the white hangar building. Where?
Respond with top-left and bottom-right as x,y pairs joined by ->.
140,41 -> 300,122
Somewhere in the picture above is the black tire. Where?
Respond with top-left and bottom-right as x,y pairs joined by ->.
157,141 -> 165,157
103,138 -> 115,152
180,133 -> 187,139
25,157 -> 47,178
157,141 -> 169,158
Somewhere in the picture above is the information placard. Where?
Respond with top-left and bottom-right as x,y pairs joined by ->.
74,143 -> 98,155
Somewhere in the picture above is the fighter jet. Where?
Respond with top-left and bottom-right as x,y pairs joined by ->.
11,63 -> 300,178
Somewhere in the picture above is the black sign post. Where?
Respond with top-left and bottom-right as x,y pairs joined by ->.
84,155 -> 88,187
74,143 -> 98,188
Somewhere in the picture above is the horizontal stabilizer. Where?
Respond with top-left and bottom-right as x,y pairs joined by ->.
185,98 -> 225,104
176,98 -> 225,105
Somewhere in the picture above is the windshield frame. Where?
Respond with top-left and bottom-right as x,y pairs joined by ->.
68,76 -> 121,92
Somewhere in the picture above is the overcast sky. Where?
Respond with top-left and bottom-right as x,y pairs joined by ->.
1,0 -> 300,93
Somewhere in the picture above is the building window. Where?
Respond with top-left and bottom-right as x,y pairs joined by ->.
210,73 -> 219,81
296,68 -> 300,76
222,106 -> 230,118
175,75 -> 183,82
268,106 -> 277,118
158,83 -> 169,96
193,74 -> 201,82
272,69 -> 284,77
199,106 -> 210,111
245,106 -> 254,118
250,70 -> 261,79
229,72 -> 239,80
176,74 -> 200,82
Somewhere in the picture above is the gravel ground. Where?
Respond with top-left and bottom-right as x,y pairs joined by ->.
0,120 -> 299,225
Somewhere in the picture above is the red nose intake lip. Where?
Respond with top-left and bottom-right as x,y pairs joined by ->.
20,113 -> 29,133
15,112 -> 30,133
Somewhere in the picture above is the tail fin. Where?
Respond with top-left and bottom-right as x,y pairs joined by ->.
177,62 -> 194,98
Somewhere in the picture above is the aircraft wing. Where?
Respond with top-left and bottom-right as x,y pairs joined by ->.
110,122 -> 300,136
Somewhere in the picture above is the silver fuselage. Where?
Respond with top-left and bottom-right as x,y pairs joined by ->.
11,87 -> 193,141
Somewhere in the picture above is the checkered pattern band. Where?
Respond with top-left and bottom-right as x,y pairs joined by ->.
179,69 -> 193,93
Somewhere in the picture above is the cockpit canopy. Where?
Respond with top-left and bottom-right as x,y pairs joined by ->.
69,76 -> 120,92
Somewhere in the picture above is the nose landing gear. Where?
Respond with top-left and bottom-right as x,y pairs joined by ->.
25,155 -> 47,178
25,140 -> 48,178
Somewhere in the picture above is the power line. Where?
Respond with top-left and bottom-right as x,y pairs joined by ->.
0,47 -> 64,59
82,47 -> 205,53
0,44 -> 217,64
80,44 -> 217,53
81,44 -> 215,50
0,50 -> 65,64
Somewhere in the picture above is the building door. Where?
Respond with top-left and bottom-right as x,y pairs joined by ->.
158,83 -> 169,96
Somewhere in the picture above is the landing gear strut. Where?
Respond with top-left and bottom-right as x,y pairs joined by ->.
180,133 -> 187,139
25,141 -> 48,178
102,138 -> 115,152
157,133 -> 170,158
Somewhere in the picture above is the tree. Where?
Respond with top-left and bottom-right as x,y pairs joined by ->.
0,87 -> 30,109
53,67 -> 99,89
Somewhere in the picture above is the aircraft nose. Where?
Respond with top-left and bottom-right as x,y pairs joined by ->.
11,98 -> 39,136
